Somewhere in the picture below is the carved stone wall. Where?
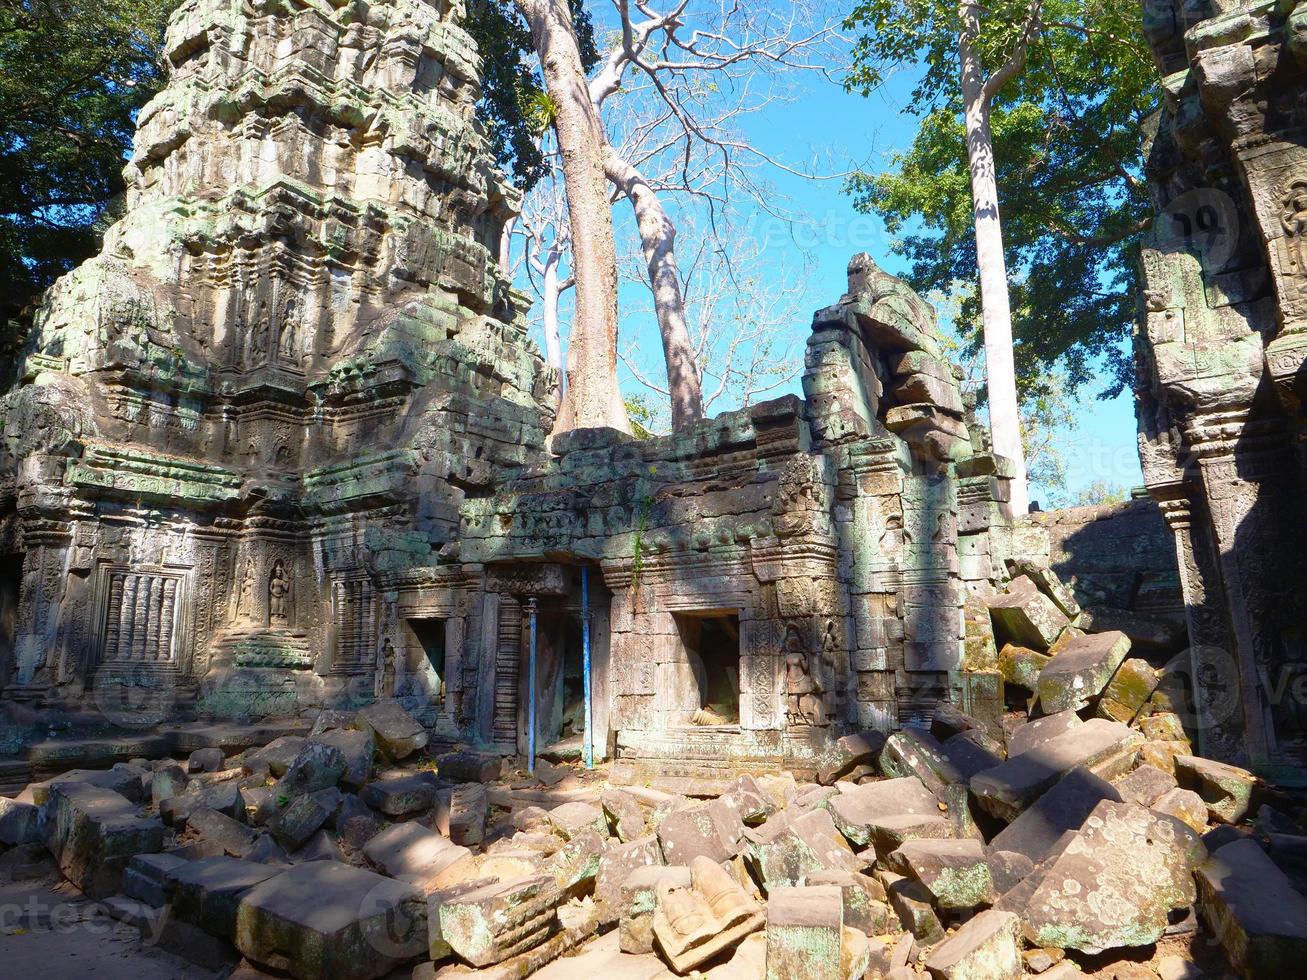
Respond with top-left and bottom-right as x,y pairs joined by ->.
1137,0 -> 1307,776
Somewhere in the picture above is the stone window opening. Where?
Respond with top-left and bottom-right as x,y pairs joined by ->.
401,617 -> 446,702
675,612 -> 742,726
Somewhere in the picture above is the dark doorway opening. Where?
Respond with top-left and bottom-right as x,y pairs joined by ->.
403,617 -> 445,700
0,555 -> 21,688
532,607 -> 586,749
676,611 -> 741,724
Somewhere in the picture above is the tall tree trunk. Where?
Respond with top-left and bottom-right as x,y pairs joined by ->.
604,149 -> 705,430
516,0 -> 629,435
959,0 -> 1030,514
542,245 -> 566,398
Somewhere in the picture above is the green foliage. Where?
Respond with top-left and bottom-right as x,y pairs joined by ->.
0,0 -> 178,324
845,0 -> 1159,400
464,0 -> 599,193
624,393 -> 660,440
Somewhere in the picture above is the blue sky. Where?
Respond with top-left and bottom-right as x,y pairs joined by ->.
542,15 -> 1145,505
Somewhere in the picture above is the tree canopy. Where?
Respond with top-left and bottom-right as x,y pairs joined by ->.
845,0 -> 1159,401
463,0 -> 599,194
0,0 -> 178,325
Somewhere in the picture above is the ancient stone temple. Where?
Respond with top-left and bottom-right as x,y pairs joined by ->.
0,0 -> 1021,774
1137,0 -> 1307,777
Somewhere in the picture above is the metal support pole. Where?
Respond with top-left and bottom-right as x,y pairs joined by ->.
527,597 -> 538,775
582,566 -> 593,770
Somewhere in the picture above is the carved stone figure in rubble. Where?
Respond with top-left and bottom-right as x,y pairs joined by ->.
783,624 -> 823,727
268,560 -> 291,626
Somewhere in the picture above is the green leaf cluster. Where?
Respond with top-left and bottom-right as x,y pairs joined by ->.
0,0 -> 178,325
845,0 -> 1160,400
464,0 -> 599,194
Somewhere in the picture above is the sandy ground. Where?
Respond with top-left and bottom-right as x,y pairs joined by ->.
0,875 -> 217,980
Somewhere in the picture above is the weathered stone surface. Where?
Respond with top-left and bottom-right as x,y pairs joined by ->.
356,702 -> 428,761
1037,631 -> 1132,713
998,644 -> 1053,691
0,797 -> 40,845
1174,755 -> 1256,824
1007,710 -> 1081,758
817,732 -> 888,785
924,909 -> 1022,980
188,806 -> 257,857
1153,787 -> 1208,834
250,737 -> 309,778
806,869 -> 894,937
171,856 -> 283,939
764,885 -> 843,980
124,851 -> 190,907
596,835 -> 662,923
620,864 -> 691,954
309,730 -> 374,791
236,862 -> 426,980
988,767 -> 1123,864
438,874 -> 561,967
1006,560 -> 1081,619
651,854 -> 765,973
1097,658 -> 1159,723
270,788 -> 342,851
33,767 -> 146,805
887,838 -> 994,910
970,719 -> 1142,821
827,776 -> 939,847
1023,800 -> 1204,953
1113,763 -> 1178,807
657,798 -> 744,865
435,752 -> 501,784
42,782 -> 164,898
543,828 -> 606,891
600,788 -> 648,842
745,807 -> 859,890
880,870 -> 945,943
363,822 -> 470,884
1195,839 -> 1307,978
272,744 -> 346,802
447,784 -> 488,848
360,773 -> 438,817
189,748 -> 226,774
986,850 -> 1034,896
547,802 -> 607,841
988,578 -> 1070,650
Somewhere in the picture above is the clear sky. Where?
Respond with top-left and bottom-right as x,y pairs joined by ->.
555,13 -> 1146,505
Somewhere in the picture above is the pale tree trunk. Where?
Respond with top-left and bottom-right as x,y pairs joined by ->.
516,0 -> 629,435
604,149 -> 705,430
959,0 -> 1031,515
541,246 -> 566,387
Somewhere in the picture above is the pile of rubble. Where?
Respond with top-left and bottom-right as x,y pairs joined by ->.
3,570 -> 1307,980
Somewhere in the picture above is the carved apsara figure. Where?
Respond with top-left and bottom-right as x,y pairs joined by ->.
783,623 -> 823,727
268,560 -> 291,626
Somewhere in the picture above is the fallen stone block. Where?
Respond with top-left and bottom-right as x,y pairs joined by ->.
595,834 -> 662,923
434,751 -> 500,783
1195,838 -> 1307,978
189,747 -> 226,774
124,851 -> 190,907
866,813 -> 954,857
827,776 -> 939,847
924,908 -> 1022,980
33,767 -> 146,805
1077,606 -> 1185,655
330,793 -> 382,849
249,736 -> 308,777
42,782 -> 164,898
270,788 -> 342,851
1139,711 -> 1190,744
546,801 -> 607,841
1097,658 -> 1160,723
309,729 -> 374,790
245,833 -> 292,867
1175,755 -> 1256,824
879,870 -> 944,944
294,829 -> 342,863
1153,787 -> 1208,834
653,854 -> 765,973
806,869 -> 894,937
235,862 -> 426,980
880,729 -> 969,798
620,864 -> 691,954
987,850 -> 1034,896
188,805 -> 257,857
1006,560 -> 1081,619
360,773 -> 438,817
274,743 -> 347,800
0,797 -> 40,845
657,798 -> 744,865
988,767 -> 1123,864
744,807 -> 859,890
1113,763 -> 1178,807
1007,709 -> 1081,758
601,788 -> 648,841
151,764 -> 191,807
998,643 -> 1052,690
448,784 -> 488,847
543,828 -> 606,892
886,838 -> 994,910
1037,630 -> 1132,714
438,874 -> 562,967
817,731 -> 888,785
356,701 -> 428,761
941,730 -> 1004,781
363,822 -> 470,883
764,885 -> 843,980
171,856 -> 283,939
988,577 -> 1070,650
1023,799 -> 1204,953
970,718 -> 1142,821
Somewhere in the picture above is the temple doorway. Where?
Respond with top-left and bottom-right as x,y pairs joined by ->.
675,611 -> 741,725
0,555 -> 19,689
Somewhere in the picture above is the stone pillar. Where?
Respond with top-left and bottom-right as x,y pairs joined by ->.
11,525 -> 71,690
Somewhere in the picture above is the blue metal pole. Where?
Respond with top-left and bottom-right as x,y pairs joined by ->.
582,566 -> 593,770
527,598 -> 538,775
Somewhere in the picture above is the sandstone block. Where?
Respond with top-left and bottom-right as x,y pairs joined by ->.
1175,755 -> 1256,824
880,871 -> 945,944
817,731 -> 888,785
270,788 -> 342,851
886,838 -> 994,910
595,834 -> 662,923
360,773 -> 438,816
1097,658 -> 1160,723
619,864 -> 691,954
806,869 -> 894,937
1113,763 -> 1177,807
447,783 -> 488,847
764,885 -> 843,980
235,862 -> 426,980
1037,630 -> 1132,713
998,643 -> 1052,690
1195,838 -> 1307,978
437,874 -> 561,967
356,701 -> 428,761
601,788 -> 648,841
0,797 -> 40,845
924,908 -> 1022,980
171,856 -> 283,939
547,801 -> 607,841
988,578 -> 1069,650
42,782 -> 164,898
827,775 -> 939,847
744,807 -> 858,890
309,729 -> 374,790
189,747 -> 226,773
988,767 -> 1123,864
657,798 -> 744,865
1153,787 -> 1208,833
363,822 -> 470,884
1007,709 -> 1081,758
124,852 -> 190,907
250,737 -> 309,777
188,805 -> 257,857
435,751 -> 501,783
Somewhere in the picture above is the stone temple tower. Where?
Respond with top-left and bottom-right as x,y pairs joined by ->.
0,0 -> 555,721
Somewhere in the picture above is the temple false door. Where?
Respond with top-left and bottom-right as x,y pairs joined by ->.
93,564 -> 192,677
